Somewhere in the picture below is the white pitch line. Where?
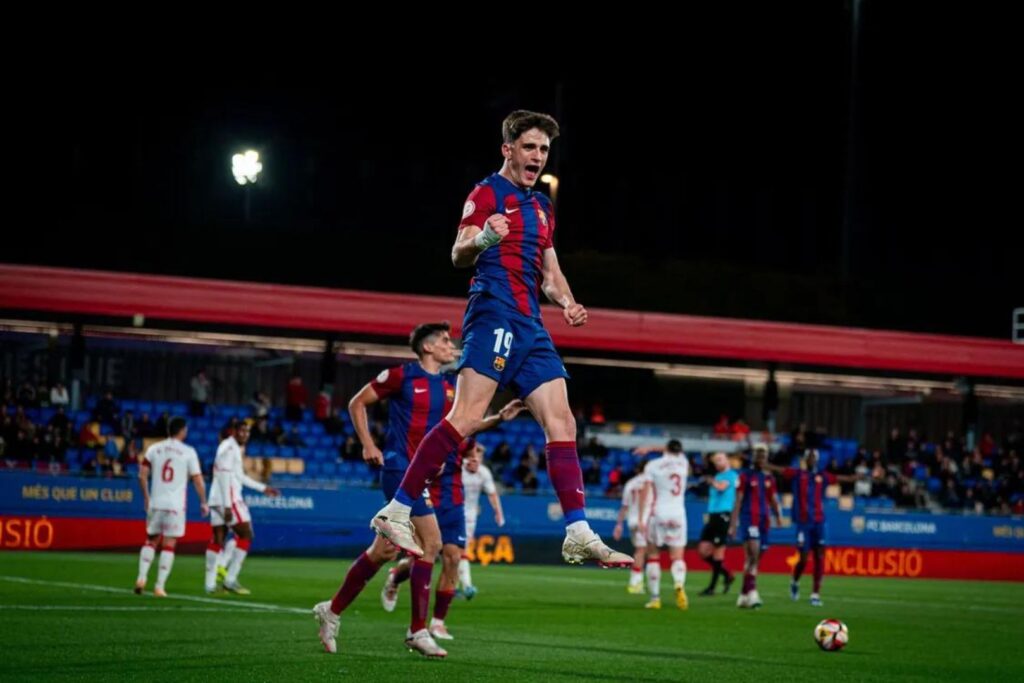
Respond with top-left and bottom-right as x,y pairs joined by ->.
0,575 -> 309,615
0,605 -> 267,613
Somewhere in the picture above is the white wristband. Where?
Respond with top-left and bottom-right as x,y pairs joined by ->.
473,221 -> 502,251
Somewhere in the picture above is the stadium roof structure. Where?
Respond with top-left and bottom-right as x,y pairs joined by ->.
2,264 -> 1023,381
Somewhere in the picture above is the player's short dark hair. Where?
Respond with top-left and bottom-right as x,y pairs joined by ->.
168,416 -> 188,437
503,110 -> 560,144
409,322 -> 451,357
666,439 -> 683,453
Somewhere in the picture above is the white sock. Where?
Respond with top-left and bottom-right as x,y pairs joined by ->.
566,521 -> 592,537
155,550 -> 175,590
629,567 -> 644,586
220,538 -> 236,570
430,617 -> 444,627
387,500 -> 412,516
671,559 -> 687,586
646,561 -> 661,598
137,544 -> 155,583
458,558 -> 472,588
204,548 -> 219,591
225,546 -> 248,585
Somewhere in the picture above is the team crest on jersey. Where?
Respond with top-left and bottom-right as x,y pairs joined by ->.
445,386 -> 455,401
537,208 -> 548,226
493,356 -> 506,372
462,200 -> 476,220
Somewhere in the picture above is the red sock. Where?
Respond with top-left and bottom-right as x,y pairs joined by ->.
813,559 -> 824,593
398,420 -> 462,503
546,441 -> 586,524
409,559 -> 433,632
330,552 -> 381,615
742,572 -> 756,593
433,588 -> 455,621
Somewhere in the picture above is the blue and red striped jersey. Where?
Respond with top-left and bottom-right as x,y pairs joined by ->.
459,173 -> 556,319
738,468 -> 778,526
370,362 -> 455,462
783,468 -> 837,524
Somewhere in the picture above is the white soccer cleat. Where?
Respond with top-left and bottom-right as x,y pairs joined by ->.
810,592 -> 823,607
380,570 -> 400,613
736,592 -> 750,609
223,581 -> 251,595
312,601 -> 339,654
371,504 -> 423,557
429,619 -> 454,641
153,587 -> 167,598
405,628 -> 447,658
748,590 -> 763,609
561,530 -> 633,568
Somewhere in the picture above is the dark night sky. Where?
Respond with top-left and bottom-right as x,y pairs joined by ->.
10,2 -> 1020,339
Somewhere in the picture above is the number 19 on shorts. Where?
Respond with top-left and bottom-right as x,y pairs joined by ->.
492,328 -> 513,357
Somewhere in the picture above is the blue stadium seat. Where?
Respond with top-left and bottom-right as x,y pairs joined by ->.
279,446 -> 296,459
320,462 -> 338,477
305,462 -> 321,477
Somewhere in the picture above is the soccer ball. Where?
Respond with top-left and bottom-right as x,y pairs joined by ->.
813,619 -> 849,652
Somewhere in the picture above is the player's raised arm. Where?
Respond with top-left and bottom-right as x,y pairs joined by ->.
452,185 -> 506,267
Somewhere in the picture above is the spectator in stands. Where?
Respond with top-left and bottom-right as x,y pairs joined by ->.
588,402 -> 606,425
250,391 -> 271,418
490,441 -> 512,475
322,406 -> 345,435
713,414 -> 731,436
979,432 -> 996,458
605,464 -> 624,497
250,416 -> 273,442
341,435 -> 362,462
580,436 -> 608,461
939,478 -> 962,509
7,428 -> 33,465
886,427 -> 906,463
49,382 -> 69,407
17,381 -> 37,408
137,412 -> 157,438
285,373 -> 307,422
48,406 -> 71,439
47,429 -> 68,462
78,419 -> 105,449
189,368 -> 211,417
15,407 -> 37,440
120,410 -> 137,441
95,391 -> 118,427
155,412 -> 170,438
315,389 -> 331,422
121,437 -> 141,466
731,418 -> 751,441
516,448 -> 539,491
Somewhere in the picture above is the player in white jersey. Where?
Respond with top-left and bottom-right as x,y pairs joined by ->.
206,420 -> 280,594
135,417 -> 208,597
613,460 -> 651,594
636,439 -> 690,610
456,441 -> 504,598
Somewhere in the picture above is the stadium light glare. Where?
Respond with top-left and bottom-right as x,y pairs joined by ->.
232,150 -> 263,186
